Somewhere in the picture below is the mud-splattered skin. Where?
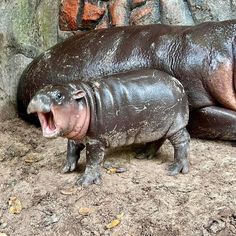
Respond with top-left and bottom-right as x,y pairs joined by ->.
18,19 -> 236,140
27,70 -> 190,186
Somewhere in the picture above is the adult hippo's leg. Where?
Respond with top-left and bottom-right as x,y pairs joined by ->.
63,140 -> 85,173
168,128 -> 190,175
187,106 -> 236,140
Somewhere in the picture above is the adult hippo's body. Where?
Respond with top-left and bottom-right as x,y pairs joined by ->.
17,20 -> 236,140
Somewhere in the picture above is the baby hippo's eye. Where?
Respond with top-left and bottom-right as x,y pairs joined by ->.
56,92 -> 63,100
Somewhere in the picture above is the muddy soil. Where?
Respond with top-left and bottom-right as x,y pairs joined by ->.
0,118 -> 235,236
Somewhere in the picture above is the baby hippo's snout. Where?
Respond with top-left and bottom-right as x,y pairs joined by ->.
27,94 -> 51,114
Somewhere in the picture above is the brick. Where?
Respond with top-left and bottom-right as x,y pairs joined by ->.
82,2 -> 105,21
109,0 -> 130,26
131,0 -> 146,9
59,0 -> 80,31
96,9 -> 110,29
80,1 -> 106,29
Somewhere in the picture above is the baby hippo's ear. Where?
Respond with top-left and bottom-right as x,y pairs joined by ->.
72,90 -> 86,100
69,83 -> 86,100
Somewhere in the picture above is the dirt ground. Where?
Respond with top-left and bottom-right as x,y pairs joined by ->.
0,118 -> 235,236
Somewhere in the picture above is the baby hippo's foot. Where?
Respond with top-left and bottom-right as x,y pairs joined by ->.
168,159 -> 189,176
62,159 -> 77,173
77,169 -> 101,186
168,128 -> 190,176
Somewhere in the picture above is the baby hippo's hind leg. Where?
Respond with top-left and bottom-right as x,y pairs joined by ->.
168,128 -> 190,175
136,138 -> 166,159
63,140 -> 85,173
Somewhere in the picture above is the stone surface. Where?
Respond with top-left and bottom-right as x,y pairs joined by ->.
130,0 -> 161,25
4,54 -> 32,103
0,53 -> 32,121
9,0 -> 59,57
0,90 -> 17,121
36,0 -> 60,50
109,0 -> 130,26
0,0 -> 60,120
187,0 -> 235,23
160,0 -> 194,25
233,0 -> 236,19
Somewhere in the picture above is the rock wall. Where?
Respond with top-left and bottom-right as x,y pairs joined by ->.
0,0 -> 60,120
0,0 -> 236,120
59,0 -> 236,30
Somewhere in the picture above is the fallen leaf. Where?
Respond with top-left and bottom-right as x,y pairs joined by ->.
24,154 -> 41,163
78,207 -> 93,216
104,162 -> 127,174
107,167 -> 127,174
106,219 -> 120,229
8,197 -> 22,214
60,188 -> 77,195
107,168 -> 117,174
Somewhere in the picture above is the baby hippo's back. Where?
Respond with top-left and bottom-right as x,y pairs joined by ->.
87,69 -> 189,148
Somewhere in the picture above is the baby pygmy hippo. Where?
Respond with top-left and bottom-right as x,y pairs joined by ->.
27,69 -> 190,186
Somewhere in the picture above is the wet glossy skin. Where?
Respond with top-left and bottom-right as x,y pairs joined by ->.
17,20 -> 236,140
27,70 -> 190,186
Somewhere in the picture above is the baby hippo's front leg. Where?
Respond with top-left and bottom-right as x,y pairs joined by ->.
63,140 -> 85,173
77,139 -> 105,186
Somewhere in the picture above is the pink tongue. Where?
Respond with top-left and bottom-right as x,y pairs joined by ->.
48,113 -> 56,130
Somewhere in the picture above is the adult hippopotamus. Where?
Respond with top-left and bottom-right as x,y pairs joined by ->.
17,19 -> 236,140
27,69 -> 190,185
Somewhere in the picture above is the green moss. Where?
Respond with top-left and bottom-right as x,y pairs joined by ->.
11,0 -> 59,54
11,0 -> 38,47
36,1 -> 59,50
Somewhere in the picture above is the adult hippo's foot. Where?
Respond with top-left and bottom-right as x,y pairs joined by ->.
188,106 -> 236,140
63,140 -> 85,173
168,128 -> 190,176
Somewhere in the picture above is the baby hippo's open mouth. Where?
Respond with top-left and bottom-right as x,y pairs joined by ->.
26,92 -> 62,138
37,111 -> 60,138
27,85 -> 90,141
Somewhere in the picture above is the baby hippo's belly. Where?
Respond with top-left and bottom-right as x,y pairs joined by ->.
100,118 -> 174,148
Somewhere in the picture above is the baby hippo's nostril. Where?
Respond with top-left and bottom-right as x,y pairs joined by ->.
35,93 -> 52,105
27,94 -> 51,114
